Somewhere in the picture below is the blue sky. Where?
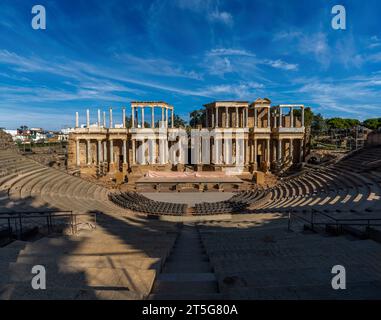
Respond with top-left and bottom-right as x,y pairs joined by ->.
1,0 -> 381,130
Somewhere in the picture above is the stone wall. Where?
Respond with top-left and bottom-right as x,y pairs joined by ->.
367,132 -> 381,146
0,129 -> 18,151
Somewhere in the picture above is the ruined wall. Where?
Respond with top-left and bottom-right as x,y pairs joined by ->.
0,129 -> 18,151
367,132 -> 381,146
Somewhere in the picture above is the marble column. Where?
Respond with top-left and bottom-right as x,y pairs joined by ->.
279,108 -> 283,128
277,139 -> 282,162
103,111 -> 106,128
301,107 -> 305,127
290,107 -> 294,128
109,139 -> 114,164
122,107 -> 126,128
98,109 -> 101,128
235,106 -> 239,128
215,107 -> 219,128
254,139 -> 257,169
97,140 -> 102,164
109,108 -> 113,128
86,139 -> 91,165
166,108 -> 169,128
141,107 -> 145,128
131,107 -> 135,128
76,139 -> 80,166
254,108 -> 258,128
103,141 -> 107,163
151,106 -> 155,129
289,139 -> 294,164
266,139 -> 270,168
225,106 -> 229,128
132,139 -> 136,165
75,112 -> 79,128
171,109 -> 174,129
86,109 -> 90,128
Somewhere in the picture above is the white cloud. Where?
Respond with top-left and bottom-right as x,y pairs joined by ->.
208,10 -> 233,26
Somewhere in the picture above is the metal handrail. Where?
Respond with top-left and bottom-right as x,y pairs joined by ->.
288,209 -> 381,233
0,210 -> 97,237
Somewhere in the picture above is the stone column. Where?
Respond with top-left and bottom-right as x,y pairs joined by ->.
151,106 -> 155,129
86,139 -> 91,165
103,141 -> 107,163
109,139 -> 114,164
86,109 -> 90,128
131,106 -> 135,128
266,139 -> 270,168
103,111 -> 106,128
235,106 -> 239,128
122,139 -> 127,172
301,107 -> 305,127
289,139 -> 294,164
132,139 -> 136,165
76,139 -> 80,166
254,139 -> 257,170
109,108 -> 113,128
254,108 -> 258,128
225,106 -> 229,128
215,107 -> 219,128
212,113 -> 215,128
122,107 -> 126,128
273,112 -> 277,129
171,108 -> 174,129
205,108 -> 209,128
98,109 -> 101,128
245,139 -> 249,165
75,112 -> 79,128
277,139 -> 282,163
267,108 -> 270,127
300,139 -> 304,162
141,107 -> 145,128
279,107 -> 283,128
290,107 -> 294,128
97,140 -> 102,164
166,108 -> 169,128
161,107 -> 164,127
245,108 -> 248,127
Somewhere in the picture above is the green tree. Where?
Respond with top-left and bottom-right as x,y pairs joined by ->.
189,109 -> 205,128
363,118 -> 381,130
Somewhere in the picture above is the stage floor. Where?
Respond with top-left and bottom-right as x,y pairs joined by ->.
142,192 -> 234,206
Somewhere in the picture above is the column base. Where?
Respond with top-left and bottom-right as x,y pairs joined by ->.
109,162 -> 116,173
122,163 -> 128,173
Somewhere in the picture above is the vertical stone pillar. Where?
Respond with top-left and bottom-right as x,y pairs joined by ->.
103,111 -> 106,128
86,139 -> 91,165
212,113 -> 215,128
289,139 -> 294,164
141,107 -> 145,128
103,141 -> 107,163
76,139 -> 80,166
131,107 -> 135,128
300,139 -> 304,162
122,107 -> 126,128
254,108 -> 258,128
225,106 -> 229,128
109,139 -> 114,164
245,108 -> 248,127
97,109 -> 101,128
279,107 -> 283,127
215,107 -> 219,128
266,139 -> 270,169
166,108 -> 169,128
254,139 -> 257,170
97,140 -> 102,164
151,106 -> 155,129
290,107 -> 294,128
132,139 -> 136,165
301,107 -> 305,127
235,106 -> 239,128
109,108 -> 113,128
86,109 -> 90,128
205,108 -> 209,128
277,139 -> 282,163
245,139 -> 249,166
122,139 -> 127,172
161,107 -> 164,127
171,108 -> 174,129
267,108 -> 270,127
75,112 -> 79,128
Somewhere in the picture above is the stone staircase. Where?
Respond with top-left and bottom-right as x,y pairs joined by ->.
0,215 -> 179,300
149,223 -> 222,299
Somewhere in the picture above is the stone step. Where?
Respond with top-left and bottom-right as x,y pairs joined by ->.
163,261 -> 212,273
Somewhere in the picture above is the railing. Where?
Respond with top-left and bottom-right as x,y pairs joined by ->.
287,209 -> 381,234
0,210 -> 97,239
